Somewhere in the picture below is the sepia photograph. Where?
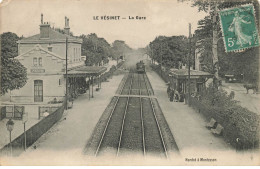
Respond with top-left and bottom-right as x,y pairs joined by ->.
0,0 -> 259,166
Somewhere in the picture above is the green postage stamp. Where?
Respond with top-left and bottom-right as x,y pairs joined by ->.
219,4 -> 259,52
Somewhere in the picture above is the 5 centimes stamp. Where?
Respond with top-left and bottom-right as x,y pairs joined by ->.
219,4 -> 259,52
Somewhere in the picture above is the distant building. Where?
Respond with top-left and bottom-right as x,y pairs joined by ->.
11,14 -> 84,103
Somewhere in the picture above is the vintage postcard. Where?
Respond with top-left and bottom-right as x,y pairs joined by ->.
0,0 -> 259,166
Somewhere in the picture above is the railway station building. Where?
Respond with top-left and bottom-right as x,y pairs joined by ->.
11,14 -> 106,104
168,69 -> 213,95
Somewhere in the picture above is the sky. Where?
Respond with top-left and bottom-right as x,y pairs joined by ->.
0,0 -> 207,49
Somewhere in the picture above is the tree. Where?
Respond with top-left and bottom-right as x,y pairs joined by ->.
111,40 -> 132,60
55,27 -> 74,36
0,32 -> 27,95
1,32 -> 19,59
80,33 -> 113,66
149,35 -> 189,69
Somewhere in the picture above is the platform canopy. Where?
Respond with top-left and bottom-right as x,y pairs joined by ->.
65,66 -> 107,77
169,69 -> 213,79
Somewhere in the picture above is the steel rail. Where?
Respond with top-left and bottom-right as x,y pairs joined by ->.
143,73 -> 168,158
116,72 -> 133,156
138,73 -> 146,156
144,73 -> 154,95
94,73 -> 130,156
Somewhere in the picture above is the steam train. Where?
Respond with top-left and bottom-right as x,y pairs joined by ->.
136,60 -> 145,73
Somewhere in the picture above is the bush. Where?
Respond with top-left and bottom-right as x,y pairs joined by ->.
191,84 -> 259,149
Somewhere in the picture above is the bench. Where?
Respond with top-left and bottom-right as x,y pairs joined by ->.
211,124 -> 224,136
206,118 -> 217,129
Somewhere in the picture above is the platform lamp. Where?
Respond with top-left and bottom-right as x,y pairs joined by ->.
6,119 -> 14,156
22,112 -> 28,151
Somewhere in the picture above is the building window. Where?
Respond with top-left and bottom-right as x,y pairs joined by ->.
75,48 -> 77,61
74,48 -> 76,61
76,48 -> 78,61
78,48 -> 80,60
39,57 -> 42,67
70,54 -> 73,63
59,79 -> 61,86
33,57 -> 37,66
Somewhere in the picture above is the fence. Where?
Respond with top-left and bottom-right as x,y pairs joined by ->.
0,102 -> 65,156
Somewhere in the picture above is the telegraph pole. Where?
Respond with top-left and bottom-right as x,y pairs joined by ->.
150,44 -> 154,64
160,43 -> 162,76
188,23 -> 191,106
65,37 -> 68,110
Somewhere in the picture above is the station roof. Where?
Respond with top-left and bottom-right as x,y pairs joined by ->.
169,69 -> 213,79
65,66 -> 107,77
17,29 -> 82,44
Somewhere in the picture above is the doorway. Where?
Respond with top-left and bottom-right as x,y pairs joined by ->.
34,80 -> 43,102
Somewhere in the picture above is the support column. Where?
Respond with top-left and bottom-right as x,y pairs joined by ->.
75,77 -> 78,96
99,75 -> 102,89
73,77 -> 75,97
88,76 -> 90,100
98,75 -> 100,88
91,76 -> 94,98
184,80 -> 186,93
176,79 -> 179,92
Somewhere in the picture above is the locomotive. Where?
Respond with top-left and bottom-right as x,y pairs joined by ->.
136,60 -> 145,73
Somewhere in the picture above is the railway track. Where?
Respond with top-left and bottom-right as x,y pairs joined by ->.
94,72 -> 130,156
142,73 -> 168,158
94,70 -> 168,157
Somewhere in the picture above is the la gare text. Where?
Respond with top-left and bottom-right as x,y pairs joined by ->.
93,16 -> 146,20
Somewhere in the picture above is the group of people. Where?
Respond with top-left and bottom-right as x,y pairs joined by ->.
167,85 -> 185,102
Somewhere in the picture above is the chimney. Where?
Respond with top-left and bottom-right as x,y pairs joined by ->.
40,14 -> 50,38
64,17 -> 70,35
41,13 -> 43,24
65,16 -> 67,27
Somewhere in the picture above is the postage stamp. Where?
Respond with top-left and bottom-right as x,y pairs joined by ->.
219,4 -> 259,52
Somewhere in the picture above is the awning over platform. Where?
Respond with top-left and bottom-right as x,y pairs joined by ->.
65,66 -> 107,77
169,69 -> 213,79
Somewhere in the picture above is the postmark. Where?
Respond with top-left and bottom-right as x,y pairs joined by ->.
219,4 -> 259,52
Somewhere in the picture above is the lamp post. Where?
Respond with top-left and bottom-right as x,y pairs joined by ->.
160,43 -> 162,76
188,23 -> 192,106
6,119 -> 14,156
65,37 -> 68,110
22,113 -> 28,151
